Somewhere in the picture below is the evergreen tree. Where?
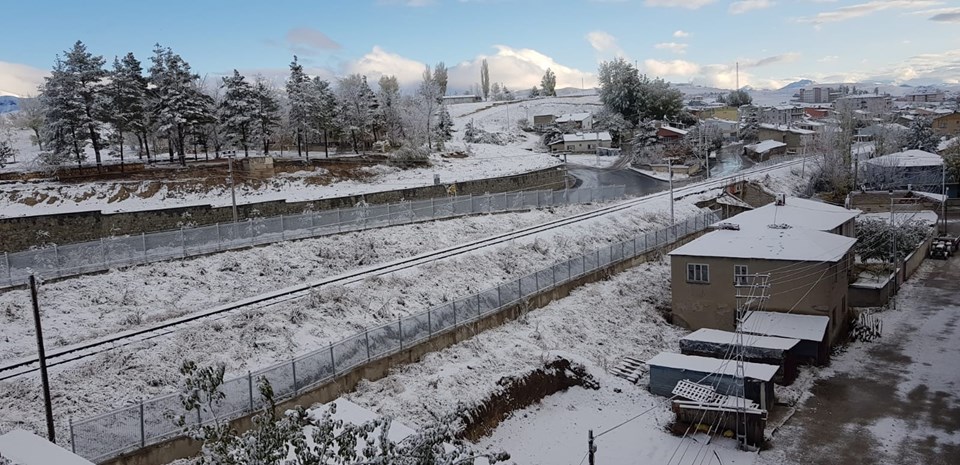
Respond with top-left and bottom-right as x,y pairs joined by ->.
309,77 -> 337,157
434,104 -> 453,150
218,70 -> 258,157
337,74 -> 378,153
378,75 -> 403,145
63,41 -> 109,169
529,86 -> 540,98
41,56 -> 86,166
480,59 -> 490,100
726,89 -> 752,106
540,68 -> 557,97
639,76 -> 683,121
286,55 -> 312,157
252,78 -> 281,155
906,117 -> 939,152
598,58 -> 643,124
149,44 -> 210,165
108,52 -> 149,166
433,61 -> 448,96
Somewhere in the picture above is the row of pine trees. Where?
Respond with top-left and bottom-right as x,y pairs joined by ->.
29,41 -> 460,170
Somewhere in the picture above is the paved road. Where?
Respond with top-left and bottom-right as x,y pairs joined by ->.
762,254 -> 960,465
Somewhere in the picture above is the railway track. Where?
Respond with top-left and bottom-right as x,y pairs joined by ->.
0,158 -> 804,381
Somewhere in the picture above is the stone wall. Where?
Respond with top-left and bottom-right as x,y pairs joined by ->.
0,167 -> 566,253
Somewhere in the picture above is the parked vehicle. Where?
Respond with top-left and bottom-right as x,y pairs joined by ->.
929,236 -> 958,259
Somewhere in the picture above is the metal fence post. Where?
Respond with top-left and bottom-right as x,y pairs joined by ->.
431,197 -> 436,219
496,285 -> 502,308
337,209 -> 342,233
180,227 -> 186,257
3,252 -> 9,281
216,223 -> 222,251
280,214 -> 285,241
329,343 -> 336,376
518,278 -> 522,298
596,249 -> 600,269
196,405 -> 202,426
567,258 -> 572,280
644,233 -> 648,251
53,244 -> 60,269
535,272 -> 540,290
142,233 -> 147,260
398,318 -> 403,350
291,359 -> 298,395
365,330 -> 371,362
100,238 -> 106,265
69,418 -> 75,453
427,309 -> 432,335
139,401 -> 145,447
247,371 -> 254,412
477,293 -> 482,319
453,301 -> 458,327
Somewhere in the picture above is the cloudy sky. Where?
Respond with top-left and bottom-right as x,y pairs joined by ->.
1,0 -> 958,96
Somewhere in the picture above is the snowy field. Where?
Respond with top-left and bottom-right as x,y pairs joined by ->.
0,154 -> 809,455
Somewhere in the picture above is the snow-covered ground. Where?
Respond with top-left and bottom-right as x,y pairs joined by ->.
0,157 -> 809,455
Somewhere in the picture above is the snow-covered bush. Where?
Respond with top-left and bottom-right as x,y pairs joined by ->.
463,121 -> 509,145
855,217 -> 930,263
390,145 -> 430,166
175,361 -> 510,465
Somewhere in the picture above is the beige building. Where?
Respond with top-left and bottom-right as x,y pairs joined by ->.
668,197 -> 860,347
547,131 -> 611,153
933,111 -> 960,137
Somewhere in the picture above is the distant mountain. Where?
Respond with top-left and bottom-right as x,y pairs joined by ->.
0,96 -> 19,114
778,79 -> 815,91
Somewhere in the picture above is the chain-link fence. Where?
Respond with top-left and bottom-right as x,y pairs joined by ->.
69,209 -> 720,463
0,186 -> 626,290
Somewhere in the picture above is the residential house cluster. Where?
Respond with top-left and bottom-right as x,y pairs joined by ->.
535,111 -> 613,154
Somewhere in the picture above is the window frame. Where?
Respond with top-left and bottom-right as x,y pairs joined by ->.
687,263 -> 710,284
734,265 -> 749,286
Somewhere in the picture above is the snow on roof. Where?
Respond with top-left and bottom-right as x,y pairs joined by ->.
740,311 -> 829,342
556,112 -> 592,123
938,137 -> 958,152
558,131 -> 611,143
646,352 -> 779,381
864,149 -> 943,168
714,192 -> 754,209
758,123 -> 815,135
682,328 -> 800,351
668,226 -> 856,262
0,430 -> 95,465
659,125 -> 688,136
716,196 -> 860,232
745,140 -> 787,154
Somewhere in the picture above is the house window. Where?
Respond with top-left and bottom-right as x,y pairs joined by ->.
687,263 -> 710,283
567,145 -> 575,151
734,265 -> 749,285
587,144 -> 592,149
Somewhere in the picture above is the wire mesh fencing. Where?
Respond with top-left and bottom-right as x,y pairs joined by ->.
70,208 -> 720,463
0,186 -> 626,290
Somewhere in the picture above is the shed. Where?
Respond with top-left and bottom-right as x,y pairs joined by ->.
0,430 -> 95,465
646,352 -> 778,409
679,328 -> 801,385
740,311 -> 830,365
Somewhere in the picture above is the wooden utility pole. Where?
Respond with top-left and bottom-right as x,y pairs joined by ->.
30,274 -> 56,443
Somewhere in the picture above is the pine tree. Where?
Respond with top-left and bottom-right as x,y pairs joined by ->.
109,52 -> 149,167
252,78 -> 281,155
218,70 -> 257,157
433,61 -> 448,96
906,117 -> 939,152
309,77 -> 337,157
286,55 -> 312,157
337,74 -> 377,153
149,44 -> 209,165
480,59 -> 490,101
540,68 -> 557,97
434,104 -> 453,150
63,41 -> 109,169
41,56 -> 86,167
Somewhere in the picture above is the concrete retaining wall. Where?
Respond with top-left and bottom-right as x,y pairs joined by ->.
98,227 -> 705,465
0,167 -> 565,253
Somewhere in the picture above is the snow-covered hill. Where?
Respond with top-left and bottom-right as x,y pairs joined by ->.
0,96 -> 18,113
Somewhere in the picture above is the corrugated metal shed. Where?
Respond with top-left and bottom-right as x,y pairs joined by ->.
646,352 -> 778,408
679,329 -> 801,385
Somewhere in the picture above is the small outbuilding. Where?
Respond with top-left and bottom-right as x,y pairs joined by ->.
744,140 -> 787,161
647,352 -> 779,409
740,311 -> 830,365
680,328 -> 801,385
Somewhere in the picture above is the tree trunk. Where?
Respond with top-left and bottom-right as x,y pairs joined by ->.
87,123 -> 102,172
32,128 -> 43,151
324,128 -> 329,158
118,129 -> 125,172
167,133 -> 175,163
351,129 -> 358,154
135,134 -> 144,160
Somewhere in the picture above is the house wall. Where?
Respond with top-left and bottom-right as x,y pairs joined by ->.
933,113 -> 960,137
669,254 -> 851,347
552,139 -> 611,153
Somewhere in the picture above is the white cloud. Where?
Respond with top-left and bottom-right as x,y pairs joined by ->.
447,45 -> 597,91
644,0 -> 716,9
643,59 -> 701,76
740,52 -> 801,68
284,27 -> 341,56
798,0 -> 943,25
0,61 -> 48,97
818,55 -> 840,62
344,46 -> 428,85
654,42 -> 688,54
585,31 -> 625,57
729,0 -> 774,14
673,30 -> 690,37
912,7 -> 960,22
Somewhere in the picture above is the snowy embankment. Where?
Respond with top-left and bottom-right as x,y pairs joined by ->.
0,160 -> 808,449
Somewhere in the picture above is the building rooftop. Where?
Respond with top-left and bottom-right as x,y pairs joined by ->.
556,112 -> 592,123
740,311 -> 830,342
659,125 -> 689,136
557,131 -> 612,143
682,328 -> 800,351
864,149 -> 943,168
745,140 -> 787,154
646,352 -> 780,381
0,430 -> 95,465
668,225 -> 856,262
715,196 -> 860,233
759,123 -> 816,135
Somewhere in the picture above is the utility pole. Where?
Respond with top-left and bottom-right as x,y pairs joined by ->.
667,157 -> 676,225
943,160 -> 948,235
734,272 -> 770,449
228,156 -> 238,223
30,275 -> 56,443
588,429 -> 596,465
